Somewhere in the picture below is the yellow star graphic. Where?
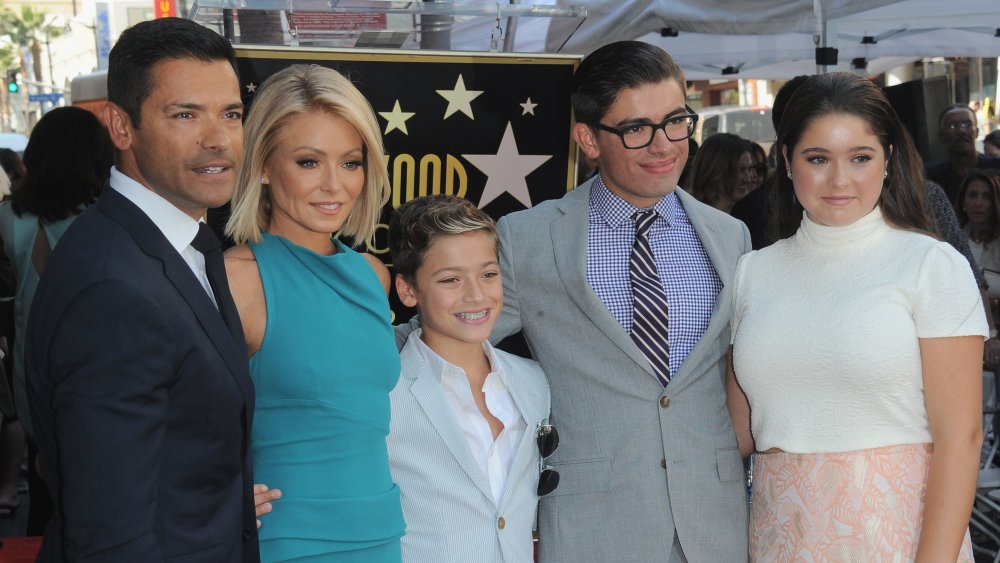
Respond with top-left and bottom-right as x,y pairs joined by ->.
378,100 -> 416,135
436,74 -> 483,120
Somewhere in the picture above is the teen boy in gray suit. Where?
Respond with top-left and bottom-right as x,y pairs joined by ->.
491,41 -> 750,562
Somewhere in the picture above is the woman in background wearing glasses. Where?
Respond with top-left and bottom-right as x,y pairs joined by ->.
747,141 -> 769,192
686,132 -> 757,214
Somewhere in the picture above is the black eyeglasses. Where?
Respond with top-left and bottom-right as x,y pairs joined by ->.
592,110 -> 700,149
536,422 -> 560,496
942,120 -> 975,130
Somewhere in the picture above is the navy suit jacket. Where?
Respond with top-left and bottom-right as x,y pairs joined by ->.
26,188 -> 259,562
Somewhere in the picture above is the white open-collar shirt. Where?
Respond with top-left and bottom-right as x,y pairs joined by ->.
411,329 -> 526,505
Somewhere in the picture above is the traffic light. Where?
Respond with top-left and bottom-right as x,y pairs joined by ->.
5,71 -> 17,94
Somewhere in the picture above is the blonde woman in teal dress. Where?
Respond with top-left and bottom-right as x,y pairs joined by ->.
225,64 -> 403,562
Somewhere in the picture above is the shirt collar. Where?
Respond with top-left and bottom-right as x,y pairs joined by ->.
109,166 -> 201,255
411,328 -> 501,382
589,174 -> 677,231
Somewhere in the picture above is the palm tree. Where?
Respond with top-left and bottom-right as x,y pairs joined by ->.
2,5 -> 63,85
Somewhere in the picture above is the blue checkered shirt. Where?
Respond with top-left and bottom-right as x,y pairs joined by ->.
586,177 -> 722,374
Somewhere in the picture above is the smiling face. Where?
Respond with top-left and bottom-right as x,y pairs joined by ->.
785,112 -> 889,227
263,110 -> 365,251
962,178 -> 994,229
108,58 -> 243,220
574,79 -> 689,208
396,231 -> 502,362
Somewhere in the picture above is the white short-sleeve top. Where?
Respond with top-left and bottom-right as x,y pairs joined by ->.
731,207 -> 987,453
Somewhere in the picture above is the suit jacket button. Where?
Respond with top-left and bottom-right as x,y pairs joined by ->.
661,458 -> 667,469
659,396 -> 671,408
497,516 -> 506,530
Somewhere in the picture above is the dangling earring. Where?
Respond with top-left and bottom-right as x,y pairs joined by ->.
786,170 -> 792,179
883,170 -> 888,179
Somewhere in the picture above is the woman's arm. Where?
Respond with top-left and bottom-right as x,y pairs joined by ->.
361,253 -> 391,296
725,347 -> 754,459
915,335 -> 983,562
223,245 -> 266,356
979,287 -> 1000,367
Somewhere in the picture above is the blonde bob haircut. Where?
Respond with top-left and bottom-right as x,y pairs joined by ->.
226,64 -> 390,246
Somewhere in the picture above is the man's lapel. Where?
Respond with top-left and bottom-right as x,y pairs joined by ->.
551,182 -> 662,382
401,341 -> 495,504
97,189 -> 254,410
669,188 -> 738,389
495,354 -> 545,510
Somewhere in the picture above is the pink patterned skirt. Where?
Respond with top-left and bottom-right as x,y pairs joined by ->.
750,444 -> 974,562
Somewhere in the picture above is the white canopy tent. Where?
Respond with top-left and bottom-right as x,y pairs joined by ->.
447,0 -> 1000,80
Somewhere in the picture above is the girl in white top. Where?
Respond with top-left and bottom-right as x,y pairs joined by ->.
727,72 -> 986,562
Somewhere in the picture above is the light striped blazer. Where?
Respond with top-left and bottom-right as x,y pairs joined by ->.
387,333 -> 550,563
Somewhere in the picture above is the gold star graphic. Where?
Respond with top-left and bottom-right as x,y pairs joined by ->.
246,82 -> 257,93
378,100 -> 416,135
436,74 -> 483,120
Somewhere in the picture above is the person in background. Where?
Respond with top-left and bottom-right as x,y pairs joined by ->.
746,141 -> 768,192
729,72 -> 983,561
687,132 -> 756,214
26,18 -> 259,561
677,137 -> 698,189
956,168 -> 1000,367
732,76 -> 810,250
0,149 -> 26,190
0,165 -> 12,518
225,63 -> 403,562
925,103 -> 1000,204
985,130 -> 1000,159
0,168 -> 9,200
0,107 -> 112,534
387,194 -> 551,563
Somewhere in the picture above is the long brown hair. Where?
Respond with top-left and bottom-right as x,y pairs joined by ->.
769,72 -> 928,240
956,169 -> 1000,243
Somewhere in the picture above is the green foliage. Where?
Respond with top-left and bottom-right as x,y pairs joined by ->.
2,5 -> 63,48
0,4 -> 63,80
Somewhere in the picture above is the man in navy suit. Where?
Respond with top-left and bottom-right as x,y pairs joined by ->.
25,18 -> 259,562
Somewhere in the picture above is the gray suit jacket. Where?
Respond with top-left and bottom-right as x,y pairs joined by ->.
388,333 -> 550,563
493,179 -> 750,563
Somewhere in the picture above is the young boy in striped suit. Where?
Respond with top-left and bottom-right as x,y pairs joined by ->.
387,195 -> 553,563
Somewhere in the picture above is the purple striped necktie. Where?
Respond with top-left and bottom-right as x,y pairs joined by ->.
629,210 -> 671,385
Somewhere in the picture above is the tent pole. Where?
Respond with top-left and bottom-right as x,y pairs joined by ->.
814,0 -> 827,75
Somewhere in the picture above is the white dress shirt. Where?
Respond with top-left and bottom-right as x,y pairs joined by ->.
109,166 -> 217,307
411,330 -> 526,505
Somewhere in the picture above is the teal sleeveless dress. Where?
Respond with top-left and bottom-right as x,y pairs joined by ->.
248,233 -> 404,562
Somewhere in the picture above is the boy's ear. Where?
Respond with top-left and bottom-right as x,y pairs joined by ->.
395,273 -> 418,308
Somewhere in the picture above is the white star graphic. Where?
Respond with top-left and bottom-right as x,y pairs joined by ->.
378,100 -> 416,135
463,122 -> 552,209
520,97 -> 537,116
246,82 -> 257,93
436,74 -> 483,120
